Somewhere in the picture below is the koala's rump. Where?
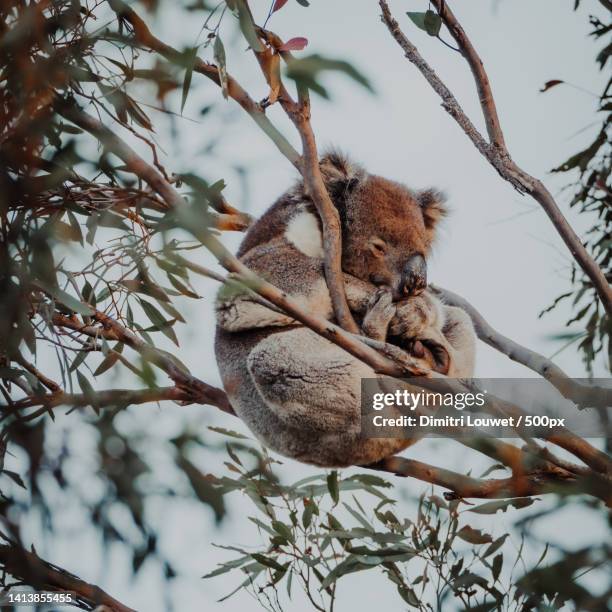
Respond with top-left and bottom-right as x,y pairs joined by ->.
215,325 -> 413,467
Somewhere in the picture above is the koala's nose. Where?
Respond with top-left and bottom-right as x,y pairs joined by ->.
401,254 -> 427,297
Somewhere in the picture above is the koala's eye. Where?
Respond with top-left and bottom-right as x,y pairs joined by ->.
370,239 -> 387,257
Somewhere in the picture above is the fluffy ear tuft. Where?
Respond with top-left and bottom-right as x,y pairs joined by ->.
319,149 -> 366,196
418,189 -> 448,230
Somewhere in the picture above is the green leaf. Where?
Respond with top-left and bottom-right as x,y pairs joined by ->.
424,10 -> 442,36
69,350 -> 89,373
234,0 -> 264,52
53,219 -> 82,243
406,12 -> 427,30
226,443 -> 243,467
139,299 -> 179,345
121,279 -> 170,303
457,526 -> 493,545
397,585 -> 421,607
302,503 -> 315,529
286,54 -> 373,100
342,502 -> 373,531
181,46 -> 198,113
271,520 -> 294,542
76,370 -> 95,402
81,280 -> 96,307
213,35 -> 229,99
469,497 -> 535,514
327,470 -> 339,505
38,281 -> 94,315
270,565 -> 289,585
208,426 -> 248,439
492,553 -> 503,582
93,351 -> 120,377
536,543 -> 549,567
2,470 -> 27,489
251,553 -> 285,571
348,473 -> 392,488
321,556 -> 371,588
482,534 -> 508,559
551,129 -> 606,173
248,517 -> 275,536
286,567 -> 293,598
407,10 -> 441,36
167,274 -> 199,298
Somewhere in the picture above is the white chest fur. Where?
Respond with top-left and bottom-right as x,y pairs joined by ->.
285,210 -> 324,259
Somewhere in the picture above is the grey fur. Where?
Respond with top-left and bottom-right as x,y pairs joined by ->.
214,153 -> 476,467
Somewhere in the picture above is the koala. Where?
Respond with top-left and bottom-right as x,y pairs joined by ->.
214,152 -> 476,467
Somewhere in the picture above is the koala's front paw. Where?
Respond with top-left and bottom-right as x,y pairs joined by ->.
362,289 -> 396,341
406,338 -> 451,375
388,295 -> 438,339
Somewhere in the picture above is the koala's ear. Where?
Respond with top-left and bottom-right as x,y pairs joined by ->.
319,150 -> 365,197
418,189 -> 448,230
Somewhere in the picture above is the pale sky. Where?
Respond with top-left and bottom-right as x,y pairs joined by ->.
14,1 -> 611,610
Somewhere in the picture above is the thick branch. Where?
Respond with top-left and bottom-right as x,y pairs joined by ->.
379,0 -> 612,315
294,118 -> 360,333
0,543 -> 135,612
492,394 -> 611,476
433,285 -> 612,407
368,455 -> 578,500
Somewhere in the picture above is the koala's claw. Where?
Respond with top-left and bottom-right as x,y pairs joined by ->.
362,289 -> 396,341
405,338 -> 450,375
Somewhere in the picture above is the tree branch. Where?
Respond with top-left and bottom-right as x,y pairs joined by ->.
50,312 -> 233,415
434,0 -> 505,149
433,285 -> 612,407
367,455 -> 585,501
13,351 -> 61,393
12,386 -> 189,417
379,0 -> 612,316
186,238 -> 419,376
294,114 -> 360,333
0,542 -> 135,612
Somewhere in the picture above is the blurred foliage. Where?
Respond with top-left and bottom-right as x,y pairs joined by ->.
539,2 -> 611,375
0,0 -> 242,600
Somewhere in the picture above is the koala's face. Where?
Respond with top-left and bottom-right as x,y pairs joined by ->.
341,175 -> 446,301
